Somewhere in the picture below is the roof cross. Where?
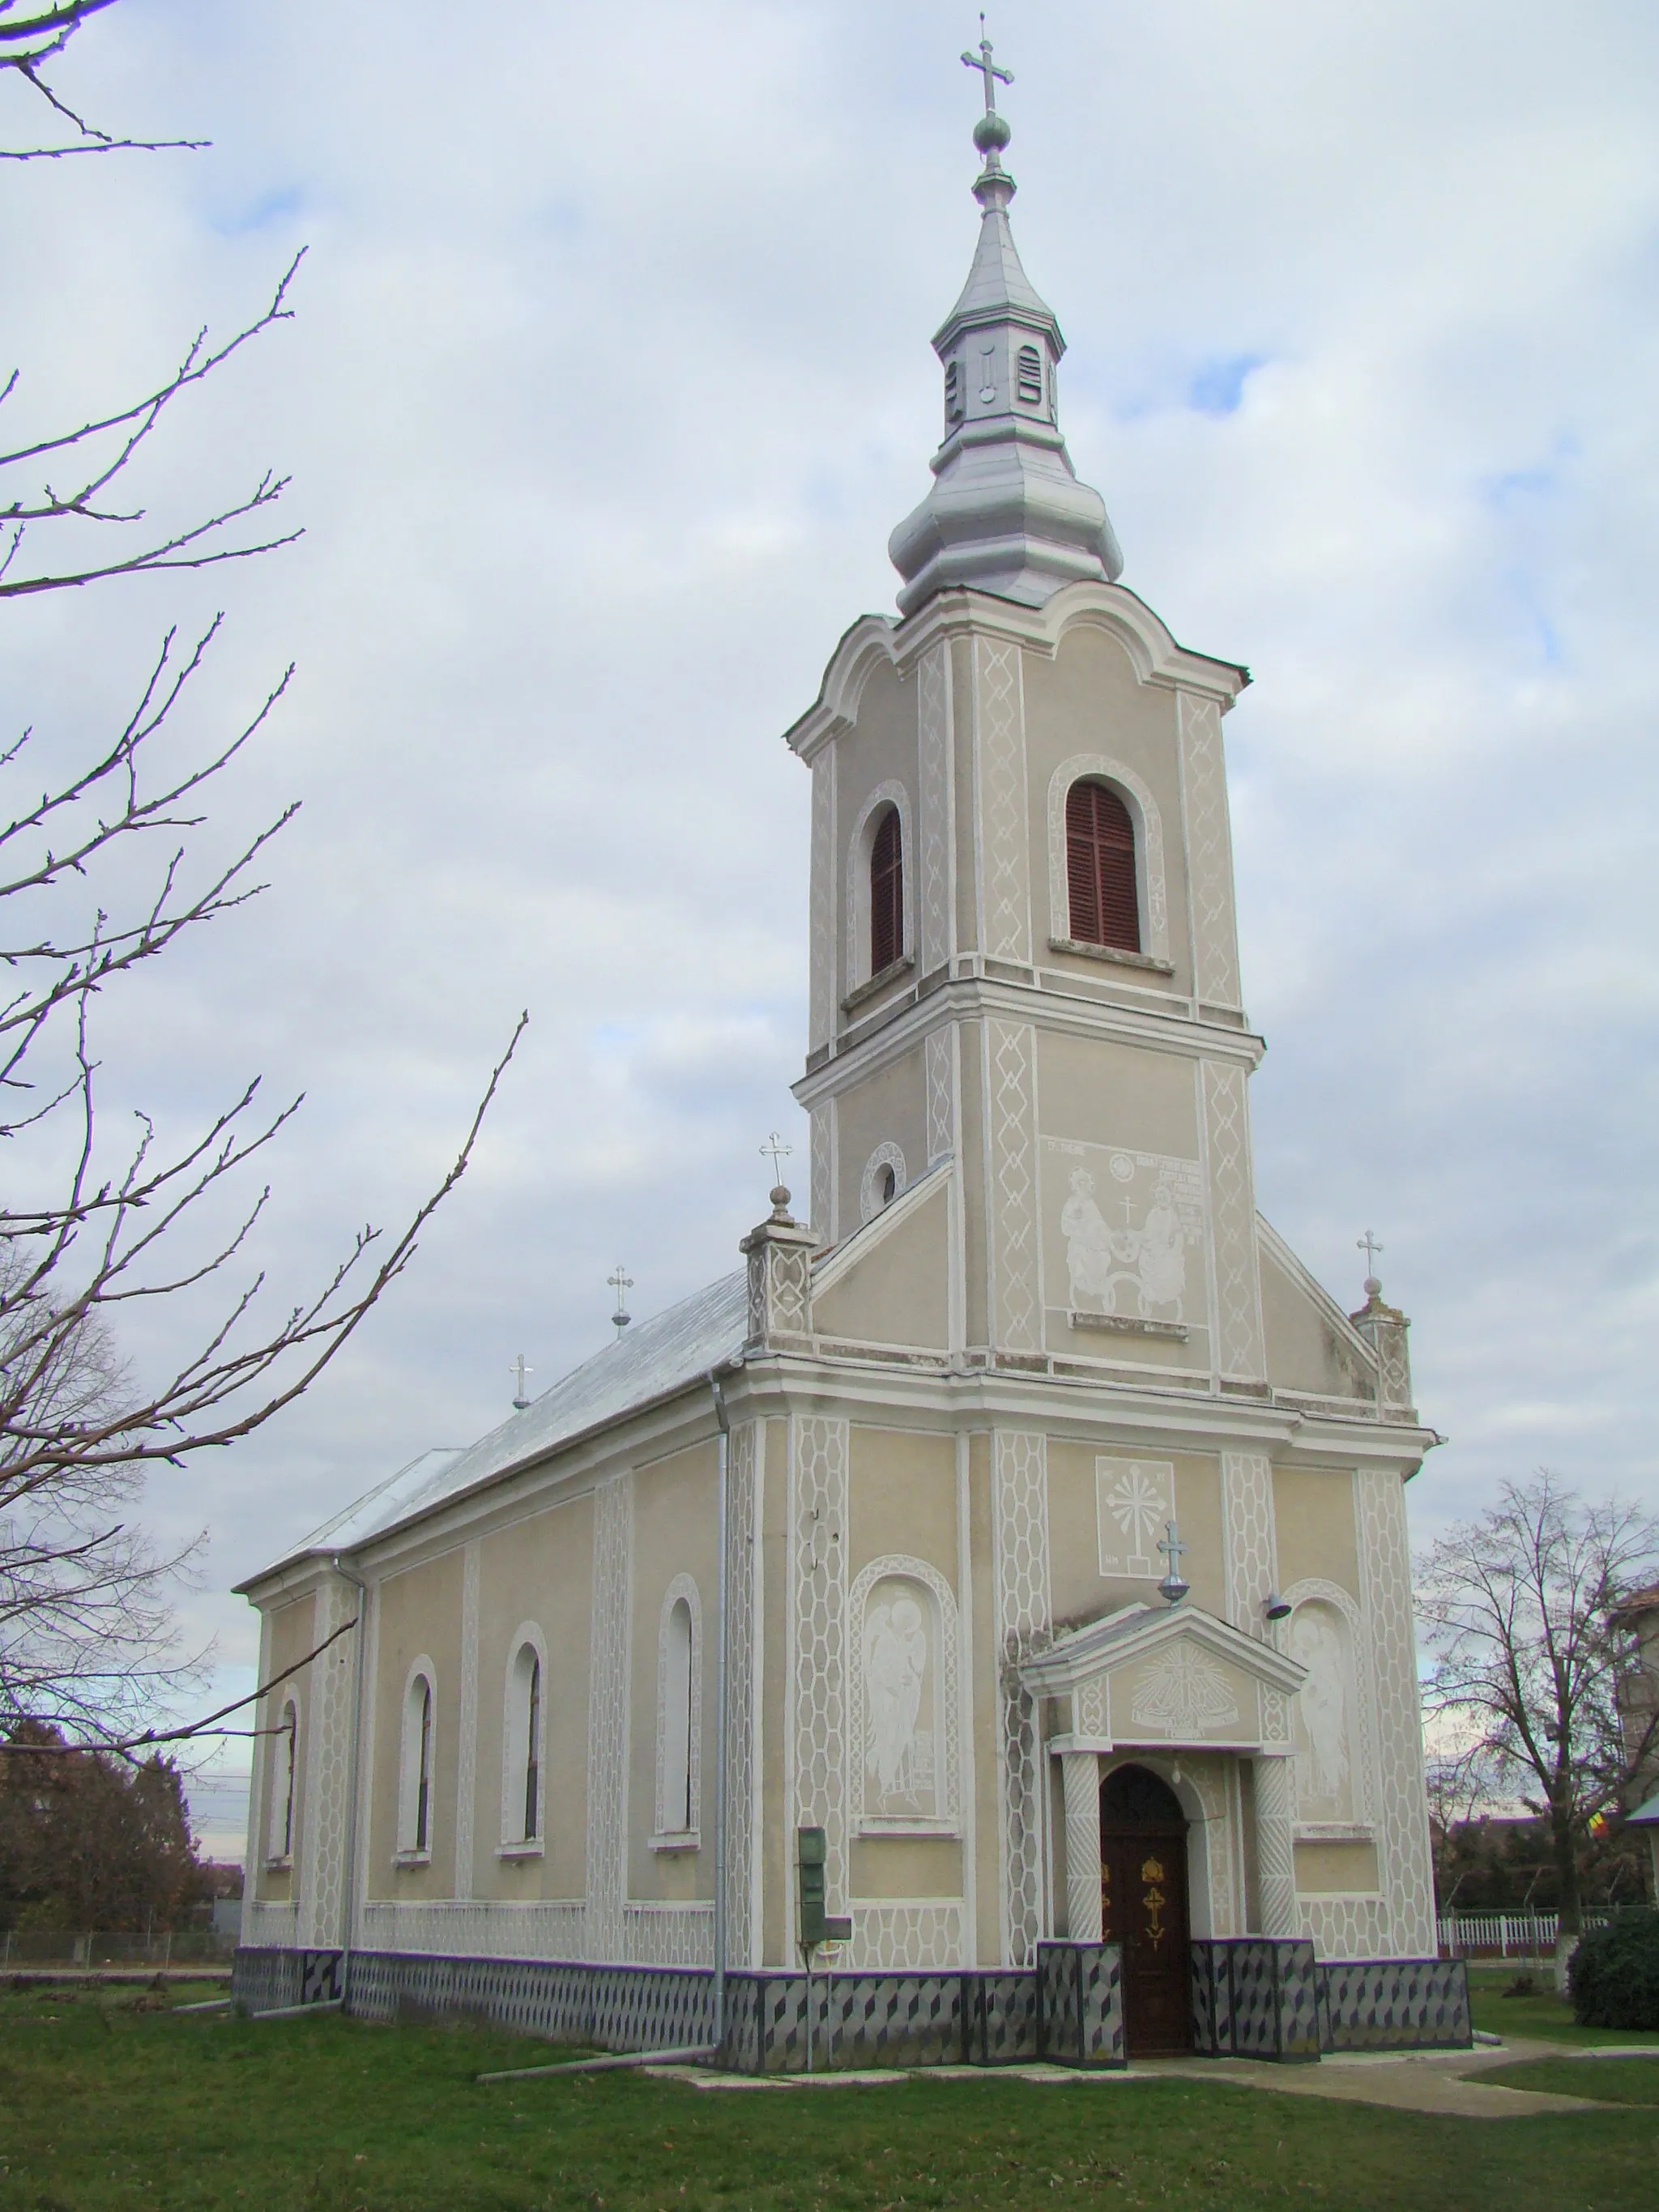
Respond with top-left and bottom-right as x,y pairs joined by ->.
1358,1229 -> 1384,1284
761,1131 -> 792,1187
961,18 -> 1013,114
1157,1519 -> 1190,1608
608,1264 -> 633,1339
510,1353 -> 534,1411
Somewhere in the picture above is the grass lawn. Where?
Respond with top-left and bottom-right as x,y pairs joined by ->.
0,1983 -> 1653,2212
1480,2056 -> 1659,2108
1466,1968 -> 1659,2050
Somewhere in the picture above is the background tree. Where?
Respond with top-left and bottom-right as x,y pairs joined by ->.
1418,1471 -> 1659,1984
0,1719 -> 207,1931
2,0 -> 523,1748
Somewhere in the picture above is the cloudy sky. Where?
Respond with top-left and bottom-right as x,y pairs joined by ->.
5,0 -> 1656,1853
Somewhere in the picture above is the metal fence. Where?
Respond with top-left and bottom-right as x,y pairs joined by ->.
1436,1911 -> 1610,1958
0,1928 -> 237,1967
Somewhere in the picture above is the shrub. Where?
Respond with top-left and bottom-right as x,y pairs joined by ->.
1569,1906 -> 1659,2030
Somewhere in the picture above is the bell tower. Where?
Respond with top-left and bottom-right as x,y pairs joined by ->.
787,44 -> 1267,1397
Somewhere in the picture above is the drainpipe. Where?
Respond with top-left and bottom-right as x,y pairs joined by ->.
330,1552 -> 368,2012
708,1368 -> 732,2061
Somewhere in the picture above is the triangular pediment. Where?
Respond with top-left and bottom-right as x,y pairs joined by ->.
1021,1603 -> 1305,1754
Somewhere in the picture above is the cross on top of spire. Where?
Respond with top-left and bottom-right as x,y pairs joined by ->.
961,18 -> 1013,115
1358,1230 -> 1384,1293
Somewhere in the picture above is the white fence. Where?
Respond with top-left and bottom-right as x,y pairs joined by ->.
1436,1912 -> 1609,1958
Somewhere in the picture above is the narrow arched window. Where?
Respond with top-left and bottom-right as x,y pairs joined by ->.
1065,779 -> 1140,952
523,1654 -> 541,1842
665,1598 -> 693,1831
870,805 -> 902,974
876,1163 -> 897,1209
1016,343 -> 1043,407
268,1696 -> 298,1864
399,1669 -> 436,1856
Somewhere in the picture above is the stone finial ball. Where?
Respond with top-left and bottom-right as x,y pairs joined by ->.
770,1186 -> 791,1208
1363,1276 -> 1382,1298
973,109 -> 1012,155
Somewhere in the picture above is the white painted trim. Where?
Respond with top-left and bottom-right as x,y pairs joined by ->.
844,778 -> 915,995
1046,753 -> 1170,963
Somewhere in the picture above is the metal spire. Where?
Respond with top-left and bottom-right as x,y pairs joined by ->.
888,30 -> 1123,616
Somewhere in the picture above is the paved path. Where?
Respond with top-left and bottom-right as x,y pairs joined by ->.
646,2038 -> 1633,2117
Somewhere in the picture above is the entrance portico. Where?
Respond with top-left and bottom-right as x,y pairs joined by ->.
1023,1601 -> 1308,1960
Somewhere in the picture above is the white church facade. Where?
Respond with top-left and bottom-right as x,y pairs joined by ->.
235,61 -> 1469,2066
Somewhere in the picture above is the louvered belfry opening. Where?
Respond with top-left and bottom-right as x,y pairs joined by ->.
1065,778 -> 1140,952
869,804 -> 903,974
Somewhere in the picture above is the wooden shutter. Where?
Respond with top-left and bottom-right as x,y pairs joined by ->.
1065,780 -> 1140,952
870,806 -> 903,974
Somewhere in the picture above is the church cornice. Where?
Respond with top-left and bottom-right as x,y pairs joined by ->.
783,581 -> 1249,765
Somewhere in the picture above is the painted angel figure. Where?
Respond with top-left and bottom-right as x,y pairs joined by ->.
1060,1167 -> 1115,1306
864,1594 -> 928,1805
1136,1179 -> 1188,1315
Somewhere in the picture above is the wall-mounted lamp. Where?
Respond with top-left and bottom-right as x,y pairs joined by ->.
1264,1593 -> 1292,1622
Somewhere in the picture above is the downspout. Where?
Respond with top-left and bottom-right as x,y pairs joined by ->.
331,1552 -> 368,2013
708,1367 -> 732,2061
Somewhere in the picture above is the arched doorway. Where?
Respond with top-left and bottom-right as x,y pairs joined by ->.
1100,1763 -> 1192,2055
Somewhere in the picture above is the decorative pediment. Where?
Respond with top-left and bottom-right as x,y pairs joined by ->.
1021,1602 -> 1305,1756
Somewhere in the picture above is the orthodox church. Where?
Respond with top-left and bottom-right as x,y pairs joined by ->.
235,53 -> 1468,2066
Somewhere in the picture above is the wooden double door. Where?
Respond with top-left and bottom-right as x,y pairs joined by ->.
1098,1765 -> 1192,2056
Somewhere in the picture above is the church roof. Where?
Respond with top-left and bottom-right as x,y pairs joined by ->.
243,1268 -> 746,1583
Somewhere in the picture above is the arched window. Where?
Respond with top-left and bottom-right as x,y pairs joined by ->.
869,804 -> 903,975
876,1164 -> 896,1208
1016,343 -> 1043,407
267,1695 -> 298,1865
502,1638 -> 544,1848
399,1666 -> 435,1857
1065,778 -> 1140,952
654,1577 -> 702,1845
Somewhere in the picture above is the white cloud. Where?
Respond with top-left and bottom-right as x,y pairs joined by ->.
5,1 -> 1657,1824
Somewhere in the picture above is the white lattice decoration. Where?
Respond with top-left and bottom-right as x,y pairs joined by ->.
586,1474 -> 633,1960
1357,1468 -> 1437,1955
917,641 -> 953,974
241,1899 -> 298,1950
357,1899 -> 586,1960
1045,753 -> 1170,959
1202,1059 -> 1265,1379
653,1573 -> 702,1838
977,638 -> 1030,961
1222,1450 -> 1278,1636
809,1104 -> 834,1244
987,1020 -> 1041,1351
621,1902 -> 716,1967
993,1429 -> 1050,1967
847,1554 -> 961,1831
454,1541 -> 480,1899
1256,1754 -> 1299,1938
723,1421 -> 761,1967
1303,1895 -> 1388,1960
299,1575 -> 356,1949
846,1901 -> 965,1971
793,1417 -> 850,1916
809,754 -> 836,1047
924,1026 -> 954,1167
1179,691 -> 1242,1008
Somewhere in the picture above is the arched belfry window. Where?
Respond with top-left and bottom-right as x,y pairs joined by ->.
1065,778 -> 1140,953
870,805 -> 903,974
1016,343 -> 1043,407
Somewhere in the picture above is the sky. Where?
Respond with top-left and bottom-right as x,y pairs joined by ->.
3,0 -> 1657,1857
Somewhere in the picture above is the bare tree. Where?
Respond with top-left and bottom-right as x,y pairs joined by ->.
2,1 -> 527,1745
1417,1472 -> 1659,1985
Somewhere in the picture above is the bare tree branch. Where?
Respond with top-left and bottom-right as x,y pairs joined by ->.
0,1 -> 205,159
